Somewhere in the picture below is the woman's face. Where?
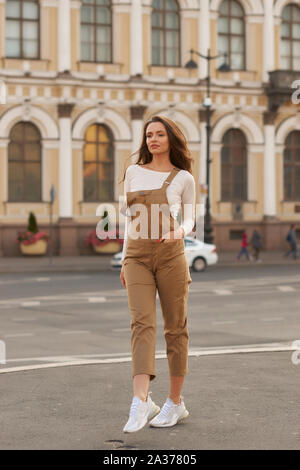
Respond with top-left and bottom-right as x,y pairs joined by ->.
145,122 -> 170,156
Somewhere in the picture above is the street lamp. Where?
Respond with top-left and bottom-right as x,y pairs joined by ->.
185,49 -> 230,244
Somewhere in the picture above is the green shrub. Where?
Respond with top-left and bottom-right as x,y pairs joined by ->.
27,211 -> 39,234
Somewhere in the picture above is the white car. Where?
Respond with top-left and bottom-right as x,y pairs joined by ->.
110,236 -> 218,272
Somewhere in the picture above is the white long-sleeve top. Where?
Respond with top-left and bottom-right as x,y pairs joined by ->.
121,164 -> 196,261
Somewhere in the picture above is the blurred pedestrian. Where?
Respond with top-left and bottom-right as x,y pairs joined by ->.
250,228 -> 262,262
236,230 -> 250,261
284,224 -> 297,260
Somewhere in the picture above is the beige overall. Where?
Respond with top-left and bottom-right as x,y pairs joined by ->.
123,166 -> 192,381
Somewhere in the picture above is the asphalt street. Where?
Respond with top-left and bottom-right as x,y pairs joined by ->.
0,263 -> 299,450
0,264 -> 299,369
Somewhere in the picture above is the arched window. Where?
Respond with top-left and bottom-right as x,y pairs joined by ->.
81,0 -> 112,63
5,0 -> 40,59
284,131 -> 300,201
151,0 -> 180,66
217,0 -> 245,70
8,122 -> 42,202
280,4 -> 300,70
83,124 -> 114,202
221,128 -> 247,201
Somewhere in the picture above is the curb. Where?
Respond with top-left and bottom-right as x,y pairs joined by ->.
0,260 -> 299,274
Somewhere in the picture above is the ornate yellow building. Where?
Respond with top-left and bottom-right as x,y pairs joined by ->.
0,0 -> 299,255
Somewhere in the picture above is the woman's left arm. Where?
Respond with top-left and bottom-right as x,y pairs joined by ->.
178,172 -> 196,238
160,172 -> 196,242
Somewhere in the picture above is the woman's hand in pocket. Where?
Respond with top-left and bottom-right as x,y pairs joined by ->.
159,227 -> 184,243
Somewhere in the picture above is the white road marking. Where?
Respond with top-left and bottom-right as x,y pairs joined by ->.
12,318 -> 35,322
113,328 -> 131,332
88,297 -> 106,303
0,342 -> 297,374
260,317 -> 285,322
4,333 -> 34,338
21,301 -> 41,307
36,277 -> 50,282
0,275 -> 90,285
214,289 -> 233,296
59,330 -> 90,335
277,286 -> 296,292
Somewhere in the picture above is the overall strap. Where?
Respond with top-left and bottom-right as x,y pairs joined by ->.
162,167 -> 180,188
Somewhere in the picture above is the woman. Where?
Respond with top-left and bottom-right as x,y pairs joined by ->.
119,115 -> 195,433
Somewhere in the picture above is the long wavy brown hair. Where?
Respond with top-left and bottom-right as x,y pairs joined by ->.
119,115 -> 194,183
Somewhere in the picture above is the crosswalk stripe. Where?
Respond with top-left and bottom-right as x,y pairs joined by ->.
21,301 -> 40,307
214,289 -> 233,295
277,286 -> 296,292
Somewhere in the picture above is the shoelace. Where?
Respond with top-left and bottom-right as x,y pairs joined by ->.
159,397 -> 183,419
129,398 -> 141,418
128,392 -> 153,418
159,401 -> 174,419
129,397 -> 148,418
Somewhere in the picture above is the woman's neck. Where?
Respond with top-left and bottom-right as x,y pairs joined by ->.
145,156 -> 173,171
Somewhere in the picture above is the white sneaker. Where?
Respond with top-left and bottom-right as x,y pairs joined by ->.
123,393 -> 160,433
149,396 -> 189,428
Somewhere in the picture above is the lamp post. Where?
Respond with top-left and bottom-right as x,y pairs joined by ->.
49,184 -> 56,265
185,49 -> 230,244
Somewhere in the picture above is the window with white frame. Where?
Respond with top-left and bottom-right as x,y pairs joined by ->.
151,0 -> 180,67
81,0 -> 112,63
5,0 -> 40,59
280,4 -> 300,70
217,0 -> 245,70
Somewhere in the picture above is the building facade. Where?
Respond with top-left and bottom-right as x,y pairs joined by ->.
0,0 -> 299,256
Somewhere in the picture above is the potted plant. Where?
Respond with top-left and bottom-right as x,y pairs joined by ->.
85,209 -> 124,254
16,211 -> 49,255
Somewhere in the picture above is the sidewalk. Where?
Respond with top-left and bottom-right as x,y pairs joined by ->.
0,251 -> 299,273
0,351 -> 298,449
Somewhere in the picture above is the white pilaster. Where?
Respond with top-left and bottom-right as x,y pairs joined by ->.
58,115 -> 73,217
263,0 -> 274,83
263,123 -> 276,217
131,119 -> 143,159
130,0 -> 143,76
58,0 -> 71,73
198,0 -> 210,80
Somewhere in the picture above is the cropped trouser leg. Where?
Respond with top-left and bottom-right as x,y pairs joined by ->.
155,251 -> 190,377
124,259 -> 157,381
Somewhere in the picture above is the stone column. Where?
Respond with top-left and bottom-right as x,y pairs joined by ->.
263,0 -> 274,83
199,110 -> 207,194
198,0 -> 210,80
57,103 -> 78,255
58,0 -> 71,74
130,0 -> 143,77
130,105 -> 147,161
263,111 -> 277,219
